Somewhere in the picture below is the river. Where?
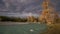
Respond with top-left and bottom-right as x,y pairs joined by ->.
0,22 -> 47,34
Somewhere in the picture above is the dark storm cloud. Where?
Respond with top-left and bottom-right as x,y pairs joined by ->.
0,0 -> 43,17
0,0 -> 60,17
56,0 -> 60,11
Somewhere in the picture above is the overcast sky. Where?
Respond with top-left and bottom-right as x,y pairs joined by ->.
0,0 -> 60,17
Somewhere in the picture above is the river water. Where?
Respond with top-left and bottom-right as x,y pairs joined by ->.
0,22 -> 47,34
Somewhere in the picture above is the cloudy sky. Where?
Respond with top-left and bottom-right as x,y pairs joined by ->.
0,0 -> 60,17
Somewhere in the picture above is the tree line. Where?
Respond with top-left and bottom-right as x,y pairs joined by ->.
0,16 -> 60,23
0,16 -> 27,22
